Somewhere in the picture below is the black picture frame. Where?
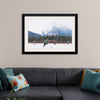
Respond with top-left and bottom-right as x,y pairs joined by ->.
22,14 -> 78,54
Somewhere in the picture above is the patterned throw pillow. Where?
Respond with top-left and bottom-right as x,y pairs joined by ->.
7,74 -> 29,92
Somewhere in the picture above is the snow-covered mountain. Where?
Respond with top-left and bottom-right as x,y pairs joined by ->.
28,26 -> 72,38
28,31 -> 41,38
47,26 -> 72,36
41,26 -> 72,37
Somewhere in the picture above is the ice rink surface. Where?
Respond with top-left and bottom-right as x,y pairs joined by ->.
27,43 -> 73,51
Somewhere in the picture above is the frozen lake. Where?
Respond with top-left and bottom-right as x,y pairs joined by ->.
25,43 -> 74,52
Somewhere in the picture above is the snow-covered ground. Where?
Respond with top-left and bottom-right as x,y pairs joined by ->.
26,43 -> 73,52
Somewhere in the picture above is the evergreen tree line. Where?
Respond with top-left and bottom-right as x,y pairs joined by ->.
28,35 -> 72,43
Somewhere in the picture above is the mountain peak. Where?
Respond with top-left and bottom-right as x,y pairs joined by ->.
28,31 -> 41,38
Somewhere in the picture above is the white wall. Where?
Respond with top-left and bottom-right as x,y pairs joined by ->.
0,0 -> 100,68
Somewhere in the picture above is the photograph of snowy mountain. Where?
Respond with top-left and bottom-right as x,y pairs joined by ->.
28,26 -> 72,44
28,19 -> 72,45
23,14 -> 78,54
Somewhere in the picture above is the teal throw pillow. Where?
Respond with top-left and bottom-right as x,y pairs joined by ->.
4,68 -> 14,90
4,68 -> 14,76
0,68 -> 9,90
80,68 -> 100,93
0,80 -> 3,91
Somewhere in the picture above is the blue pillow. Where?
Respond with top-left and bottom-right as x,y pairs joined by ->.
0,68 -> 9,90
80,68 -> 100,93
4,69 -> 14,76
0,80 -> 3,91
0,68 -> 14,91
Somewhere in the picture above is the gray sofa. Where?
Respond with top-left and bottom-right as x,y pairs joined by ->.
0,68 -> 100,100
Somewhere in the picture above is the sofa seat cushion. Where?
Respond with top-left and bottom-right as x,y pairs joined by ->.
0,86 -> 62,100
58,86 -> 100,100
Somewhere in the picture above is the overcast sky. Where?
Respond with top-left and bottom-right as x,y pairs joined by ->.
28,19 -> 72,35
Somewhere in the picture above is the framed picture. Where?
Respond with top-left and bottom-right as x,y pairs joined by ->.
22,14 -> 78,54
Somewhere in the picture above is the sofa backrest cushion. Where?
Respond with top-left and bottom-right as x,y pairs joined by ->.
13,68 -> 56,86
56,68 -> 83,85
